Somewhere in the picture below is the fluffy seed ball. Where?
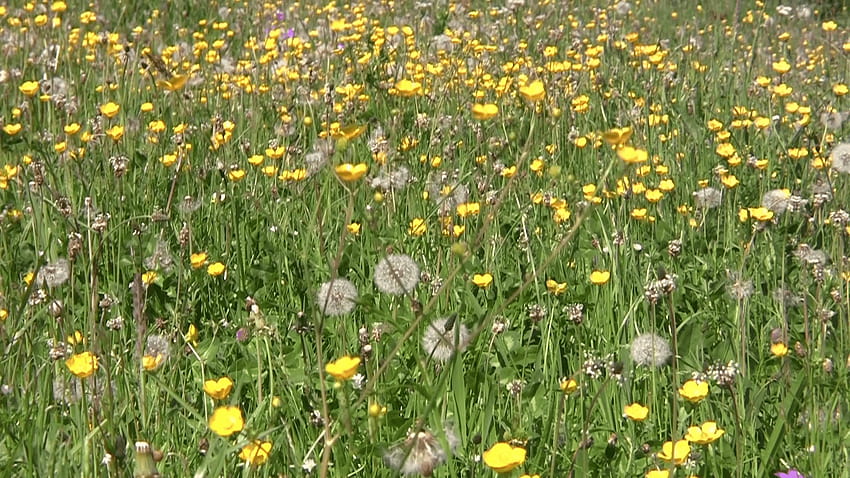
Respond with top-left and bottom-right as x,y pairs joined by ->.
422,316 -> 470,363
316,278 -> 358,316
630,333 -> 672,368
830,142 -> 850,174
374,254 -> 420,295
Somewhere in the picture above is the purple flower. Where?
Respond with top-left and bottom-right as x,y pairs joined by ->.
775,470 -> 805,478
235,327 -> 250,342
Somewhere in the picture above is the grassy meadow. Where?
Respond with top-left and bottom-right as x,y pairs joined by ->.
1,0 -> 850,476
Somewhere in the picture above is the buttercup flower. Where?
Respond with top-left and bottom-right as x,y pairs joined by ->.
209,405 -> 244,437
685,421 -> 725,444
65,351 -> 98,378
472,273 -> 493,288
771,342 -> 789,357
239,440 -> 272,466
19,80 -> 40,96
394,79 -> 422,97
335,163 -> 368,181
471,103 -> 499,120
657,439 -> 690,465
519,80 -> 546,102
678,379 -> 709,403
623,402 -> 649,421
204,377 -> 234,400
99,101 -> 120,118
207,262 -> 226,277
560,377 -> 578,394
190,252 -> 208,269
590,270 -> 610,285
482,442 -> 526,473
325,356 -> 361,381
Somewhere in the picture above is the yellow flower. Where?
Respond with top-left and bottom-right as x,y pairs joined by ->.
772,83 -> 793,97
190,252 -> 208,269
105,125 -> 124,141
394,79 -> 422,97
617,146 -> 648,164
368,401 -> 387,417
645,469 -> 670,478
546,279 -> 567,295
408,217 -> 427,236
99,101 -> 120,118
560,377 -> 578,394
471,103 -> 499,120
602,126 -> 632,146
456,202 -> 480,217
347,222 -> 361,235
721,174 -> 739,189
482,442 -> 526,473
678,379 -> 709,403
156,74 -> 189,92
208,405 -> 244,437
685,421 -> 725,444
207,262 -> 226,277
645,189 -> 664,203
66,330 -> 85,346
333,124 -> 367,141
142,354 -> 165,371
64,123 -> 81,135
3,124 -> 22,136
771,342 -> 788,357
771,59 -> 791,75
0,309 -> 8,321
184,324 -> 199,346
519,80 -> 546,102
657,439 -> 690,465
204,377 -> 234,400
500,165 -> 517,178
239,440 -> 272,466
325,355 -> 361,381
19,80 -> 40,96
66,351 -> 98,378
747,207 -> 774,222
833,83 -> 849,96
589,270 -> 610,285
623,403 -> 649,421
335,163 -> 368,181
142,271 -> 158,285
472,273 -> 493,288
227,169 -> 246,182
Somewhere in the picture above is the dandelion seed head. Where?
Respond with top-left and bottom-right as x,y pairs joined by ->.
726,270 -> 755,300
374,254 -> 420,295
422,316 -> 470,363
316,278 -> 358,316
36,258 -> 70,288
830,143 -> 850,174
692,187 -> 722,209
761,189 -> 791,214
630,333 -> 672,368
383,429 -> 448,476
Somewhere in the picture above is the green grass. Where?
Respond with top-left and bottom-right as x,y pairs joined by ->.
1,0 -> 850,477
